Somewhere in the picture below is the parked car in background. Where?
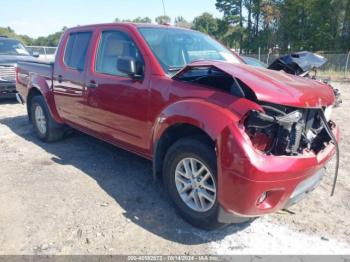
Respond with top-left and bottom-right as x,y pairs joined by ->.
0,36 -> 38,99
241,56 -> 268,68
16,23 -> 339,229
242,53 -> 341,107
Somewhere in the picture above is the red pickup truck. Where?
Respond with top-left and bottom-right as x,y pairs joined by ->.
16,23 -> 339,229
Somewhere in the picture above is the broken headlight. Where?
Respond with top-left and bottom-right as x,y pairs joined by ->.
244,106 -> 304,155
243,103 -> 332,156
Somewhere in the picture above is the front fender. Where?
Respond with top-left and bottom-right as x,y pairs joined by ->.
151,99 -> 238,148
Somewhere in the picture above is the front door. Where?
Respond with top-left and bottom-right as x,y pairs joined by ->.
82,29 -> 150,153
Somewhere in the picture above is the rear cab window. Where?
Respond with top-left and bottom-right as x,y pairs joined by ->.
63,32 -> 92,70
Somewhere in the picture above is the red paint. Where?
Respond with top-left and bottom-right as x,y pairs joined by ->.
177,60 -> 336,108
16,23 -> 338,218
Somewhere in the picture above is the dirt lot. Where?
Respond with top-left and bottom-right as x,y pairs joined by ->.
0,82 -> 349,255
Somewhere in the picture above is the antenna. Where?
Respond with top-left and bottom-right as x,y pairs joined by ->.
162,0 -> 166,16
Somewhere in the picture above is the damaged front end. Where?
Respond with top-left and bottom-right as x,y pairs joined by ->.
173,61 -> 339,195
243,102 -> 339,196
244,103 -> 334,156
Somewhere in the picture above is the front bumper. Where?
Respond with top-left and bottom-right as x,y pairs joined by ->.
217,123 -> 339,218
284,168 -> 324,208
0,82 -> 17,98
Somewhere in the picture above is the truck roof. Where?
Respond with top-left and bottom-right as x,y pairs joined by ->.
66,22 -> 192,32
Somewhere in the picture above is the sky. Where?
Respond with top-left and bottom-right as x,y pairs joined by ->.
1,0 -> 222,38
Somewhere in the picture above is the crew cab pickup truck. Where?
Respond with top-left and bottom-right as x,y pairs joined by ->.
16,23 -> 339,229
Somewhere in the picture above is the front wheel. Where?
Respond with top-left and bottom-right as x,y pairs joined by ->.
30,95 -> 65,142
163,137 -> 224,230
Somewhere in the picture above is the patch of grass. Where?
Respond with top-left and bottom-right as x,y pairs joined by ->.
317,70 -> 350,82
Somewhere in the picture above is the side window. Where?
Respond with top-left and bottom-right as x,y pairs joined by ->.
64,32 -> 92,70
95,31 -> 143,76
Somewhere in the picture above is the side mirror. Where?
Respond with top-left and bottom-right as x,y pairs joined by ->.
32,51 -> 40,58
117,56 -> 143,79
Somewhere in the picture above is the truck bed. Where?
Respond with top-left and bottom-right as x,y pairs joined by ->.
17,61 -> 53,80
16,61 -> 54,101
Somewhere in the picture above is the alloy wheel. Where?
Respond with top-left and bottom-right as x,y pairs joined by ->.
174,157 -> 216,212
34,104 -> 47,135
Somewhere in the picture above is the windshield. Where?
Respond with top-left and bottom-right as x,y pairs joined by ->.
0,39 -> 30,56
138,27 -> 241,74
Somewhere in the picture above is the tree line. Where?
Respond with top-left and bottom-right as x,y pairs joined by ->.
210,0 -> 350,53
1,0 -> 350,53
116,0 -> 350,54
0,26 -> 67,47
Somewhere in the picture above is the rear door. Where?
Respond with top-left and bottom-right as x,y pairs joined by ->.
53,30 -> 92,126
82,27 -> 151,153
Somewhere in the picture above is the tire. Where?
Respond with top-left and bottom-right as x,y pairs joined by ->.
30,95 -> 65,142
163,136 -> 225,230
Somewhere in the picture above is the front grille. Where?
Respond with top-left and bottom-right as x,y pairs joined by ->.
0,65 -> 16,82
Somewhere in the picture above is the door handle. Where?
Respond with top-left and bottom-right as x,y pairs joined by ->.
57,75 -> 63,83
86,81 -> 98,89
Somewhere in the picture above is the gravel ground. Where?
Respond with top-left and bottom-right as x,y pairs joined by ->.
0,82 -> 349,255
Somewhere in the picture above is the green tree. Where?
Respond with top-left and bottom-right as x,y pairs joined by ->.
0,26 -> 33,45
277,0 -> 344,52
260,0 -> 281,51
174,16 -> 192,28
340,0 -> 350,50
252,0 -> 261,37
244,0 -> 253,50
31,27 -> 66,47
0,27 -> 17,39
216,0 -> 244,53
19,35 -> 34,45
192,13 -> 218,35
132,17 -> 152,23
155,15 -> 171,25
115,17 -> 151,23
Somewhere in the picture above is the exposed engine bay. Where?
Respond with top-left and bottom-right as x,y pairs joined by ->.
244,103 -> 333,156
173,66 -> 257,100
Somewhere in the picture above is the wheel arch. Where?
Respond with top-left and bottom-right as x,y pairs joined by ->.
153,123 -> 216,180
151,99 -> 235,180
26,86 -> 42,121
26,84 -> 63,124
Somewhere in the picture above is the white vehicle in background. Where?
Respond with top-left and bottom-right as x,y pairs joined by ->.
26,46 -> 57,62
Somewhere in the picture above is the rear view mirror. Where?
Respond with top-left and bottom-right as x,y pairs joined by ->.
117,56 -> 143,79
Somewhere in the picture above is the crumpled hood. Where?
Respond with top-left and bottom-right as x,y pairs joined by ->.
177,60 -> 335,108
0,55 -> 38,65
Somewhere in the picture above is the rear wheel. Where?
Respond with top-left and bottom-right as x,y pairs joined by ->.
30,95 -> 65,142
163,137 -> 225,230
